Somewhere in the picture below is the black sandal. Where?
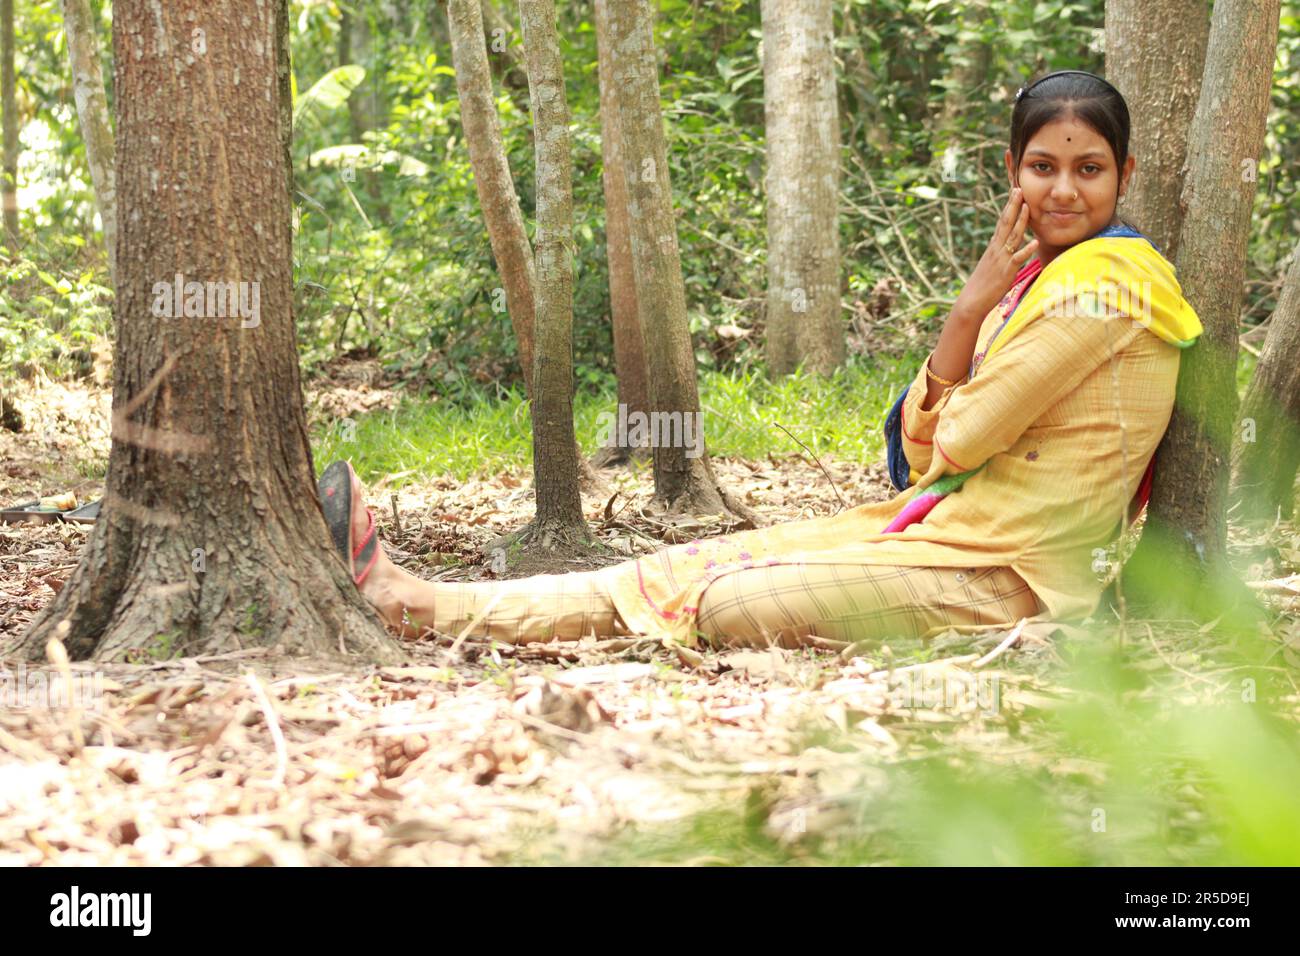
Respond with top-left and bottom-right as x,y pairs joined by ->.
317,460 -> 379,585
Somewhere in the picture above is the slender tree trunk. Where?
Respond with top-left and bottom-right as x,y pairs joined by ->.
2,0 -> 18,246
62,0 -> 117,286
8,0 -> 403,664
592,0 -> 648,467
1231,242 -> 1300,523
479,0 -> 529,100
1105,0 -> 1209,260
345,6 -> 376,141
338,5 -> 353,74
1125,0 -> 1280,629
761,0 -> 843,377
935,0 -> 992,143
605,0 -> 755,522
343,3 -> 389,222
514,0 -> 590,549
0,0 -> 18,437
447,0 -> 536,392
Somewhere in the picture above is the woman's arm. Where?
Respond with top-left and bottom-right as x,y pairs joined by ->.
899,310 -> 980,475
919,308 -> 984,410
915,304 -> 1143,489
918,187 -> 1039,411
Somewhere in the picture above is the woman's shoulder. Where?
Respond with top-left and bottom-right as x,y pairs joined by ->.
1037,231 -> 1203,348
1052,229 -> 1172,280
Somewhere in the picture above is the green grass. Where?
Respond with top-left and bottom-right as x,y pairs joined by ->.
312,353 -> 923,485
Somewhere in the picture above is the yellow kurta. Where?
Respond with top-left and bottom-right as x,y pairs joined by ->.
604,239 -> 1189,647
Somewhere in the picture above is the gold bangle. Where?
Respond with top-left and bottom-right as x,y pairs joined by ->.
925,357 -> 961,387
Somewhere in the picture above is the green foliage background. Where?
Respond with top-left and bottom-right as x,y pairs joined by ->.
3,0 -> 1298,395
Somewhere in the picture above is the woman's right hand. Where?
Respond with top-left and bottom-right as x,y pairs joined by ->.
950,186 -> 1039,325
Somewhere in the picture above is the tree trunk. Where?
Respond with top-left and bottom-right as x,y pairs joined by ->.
62,0 -> 117,286
338,5 -> 352,74
342,3 -> 389,222
447,0 -> 536,392
2,0 -> 17,246
345,6 -> 376,141
515,0 -> 590,549
1105,0 -> 1209,260
1231,242 -> 1300,523
1124,0 -> 1280,629
761,0 -> 843,377
479,0 -> 530,101
605,0 -> 755,523
7,0 -> 404,664
935,0 -> 992,146
591,0 -> 648,468
838,8 -> 889,155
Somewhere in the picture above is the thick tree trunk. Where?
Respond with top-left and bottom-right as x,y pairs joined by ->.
1231,242 -> 1300,523
515,0 -> 590,548
592,0 -> 648,468
761,0 -> 843,377
2,0 -> 17,246
62,0 -> 117,286
7,0 -> 404,664
447,0 -> 536,393
1105,0 -> 1209,260
1124,0 -> 1279,628
605,0 -> 755,523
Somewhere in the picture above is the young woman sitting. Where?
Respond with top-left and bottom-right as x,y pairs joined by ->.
317,69 -> 1202,650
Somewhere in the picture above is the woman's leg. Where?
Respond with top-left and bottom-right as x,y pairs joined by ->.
343,469 -> 1040,647
366,561 -> 632,643
692,563 -> 1043,648
344,467 -> 631,642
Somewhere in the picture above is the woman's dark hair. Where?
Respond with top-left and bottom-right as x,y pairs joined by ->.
1009,70 -> 1131,173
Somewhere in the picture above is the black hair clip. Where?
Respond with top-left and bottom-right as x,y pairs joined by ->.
1021,69 -> 1122,101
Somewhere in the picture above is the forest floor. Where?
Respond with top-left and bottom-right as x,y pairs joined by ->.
2,371 -> 1299,865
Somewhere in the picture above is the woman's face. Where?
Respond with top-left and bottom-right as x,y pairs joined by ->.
1004,113 -> 1135,260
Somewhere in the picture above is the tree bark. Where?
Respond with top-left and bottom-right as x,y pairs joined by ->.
838,8 -> 889,154
344,4 -> 391,222
447,0 -> 536,392
1231,242 -> 1300,523
604,0 -> 755,523
2,0 -> 17,246
515,0 -> 590,548
344,5 -> 377,142
1124,0 -> 1280,628
935,0 -> 992,146
1105,0 -> 1209,260
479,0 -> 530,101
761,0 -> 843,377
7,0 -> 404,664
592,0 -> 648,467
62,0 -> 117,286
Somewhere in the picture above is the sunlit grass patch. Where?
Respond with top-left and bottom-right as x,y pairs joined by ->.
311,354 -> 923,485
